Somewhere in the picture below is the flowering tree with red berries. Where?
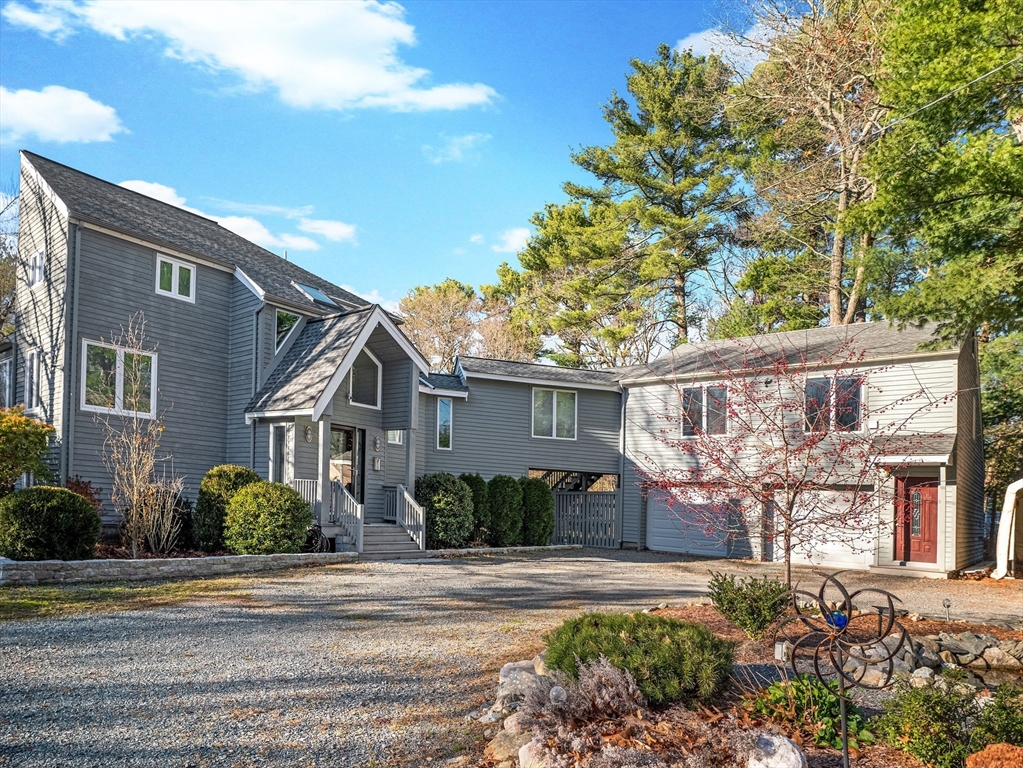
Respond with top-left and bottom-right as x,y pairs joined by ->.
636,334 -> 956,585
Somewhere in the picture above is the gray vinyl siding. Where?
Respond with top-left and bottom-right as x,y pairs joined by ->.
226,280 -> 262,465
69,229 -> 232,524
415,393 -> 427,479
419,378 -> 621,482
14,165 -> 71,475
954,339 -> 985,568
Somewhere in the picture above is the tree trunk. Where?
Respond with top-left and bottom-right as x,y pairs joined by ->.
673,273 -> 688,344
829,183 -> 849,326
784,530 -> 793,587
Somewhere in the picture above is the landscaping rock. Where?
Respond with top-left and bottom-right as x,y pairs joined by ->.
747,734 -> 807,768
532,654 -> 548,677
496,668 -> 540,708
485,730 -> 532,763
940,650 -> 959,665
973,647 -> 1023,670
999,640 -> 1023,662
857,667 -> 888,688
957,632 -> 994,657
912,666 -> 935,680
503,711 -> 527,735
501,660 -> 538,682
918,636 -> 941,654
519,741 -> 548,768
917,647 -> 941,668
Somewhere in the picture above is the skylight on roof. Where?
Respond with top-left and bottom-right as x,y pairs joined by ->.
294,283 -> 337,307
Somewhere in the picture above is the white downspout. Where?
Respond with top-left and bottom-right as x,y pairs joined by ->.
992,478 -> 1023,579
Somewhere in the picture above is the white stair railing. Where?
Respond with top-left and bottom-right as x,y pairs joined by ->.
290,479 -> 320,522
330,480 -> 364,553
396,484 -> 425,550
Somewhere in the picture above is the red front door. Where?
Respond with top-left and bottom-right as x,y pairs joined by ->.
894,477 -> 938,563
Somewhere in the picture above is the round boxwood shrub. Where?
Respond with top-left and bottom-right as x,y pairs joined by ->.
416,473 -> 474,549
195,464 -> 261,551
519,477 -> 555,546
0,486 -> 101,561
544,611 -> 734,707
487,474 -> 523,547
223,481 -> 311,555
458,473 -> 490,541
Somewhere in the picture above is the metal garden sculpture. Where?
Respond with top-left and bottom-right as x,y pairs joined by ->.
774,572 -> 908,768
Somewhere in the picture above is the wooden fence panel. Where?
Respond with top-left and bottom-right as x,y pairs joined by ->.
553,491 -> 618,548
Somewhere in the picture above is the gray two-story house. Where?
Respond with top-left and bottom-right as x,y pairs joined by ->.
5,152 -> 986,574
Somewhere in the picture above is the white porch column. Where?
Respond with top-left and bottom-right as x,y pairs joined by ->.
317,416 -> 331,523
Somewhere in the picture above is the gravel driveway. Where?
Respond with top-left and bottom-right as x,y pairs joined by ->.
2,549 -> 1021,767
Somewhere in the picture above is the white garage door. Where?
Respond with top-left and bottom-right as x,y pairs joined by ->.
646,498 -> 729,556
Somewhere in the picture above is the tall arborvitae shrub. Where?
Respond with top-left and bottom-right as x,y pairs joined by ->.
194,464 -> 261,551
519,477 -> 555,546
415,473 -> 475,549
487,474 -> 523,547
458,473 -> 491,541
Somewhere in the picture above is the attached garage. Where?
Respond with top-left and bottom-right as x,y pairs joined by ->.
646,496 -> 729,556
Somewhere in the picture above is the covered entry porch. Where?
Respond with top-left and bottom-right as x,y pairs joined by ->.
245,305 -> 431,556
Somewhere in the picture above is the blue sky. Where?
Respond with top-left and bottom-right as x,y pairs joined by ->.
0,0 -> 726,309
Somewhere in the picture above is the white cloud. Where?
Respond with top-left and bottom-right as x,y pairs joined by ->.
203,198 -> 314,218
118,180 -> 326,251
0,85 -> 126,143
8,1 -> 497,112
298,217 -> 357,243
491,227 -> 530,253
340,285 -> 399,312
676,23 -> 770,76
422,132 -> 491,164
1,1 -> 68,37
119,180 -> 205,215
469,233 -> 484,244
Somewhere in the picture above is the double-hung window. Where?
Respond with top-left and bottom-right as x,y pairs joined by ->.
28,249 -> 45,288
155,254 -> 195,302
436,397 -> 452,450
532,387 -> 577,440
0,358 -> 10,408
680,386 -> 728,436
804,376 -> 862,433
24,350 -> 41,411
81,340 -> 156,418
386,429 -> 404,445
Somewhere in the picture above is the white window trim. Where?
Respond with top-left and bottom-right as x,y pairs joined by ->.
80,339 -> 158,419
28,249 -> 46,289
24,349 -> 41,413
155,253 -> 197,303
275,308 -> 301,352
531,387 -> 578,441
436,397 -> 453,450
804,376 -> 865,434
386,429 -> 405,445
0,358 -> 11,409
348,347 -> 382,410
678,384 -> 730,438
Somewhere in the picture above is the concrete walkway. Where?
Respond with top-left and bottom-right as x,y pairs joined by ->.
1,549 -> 1020,767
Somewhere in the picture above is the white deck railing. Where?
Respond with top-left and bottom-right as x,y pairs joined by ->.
395,484 -> 425,550
331,480 -> 364,553
291,479 -> 320,521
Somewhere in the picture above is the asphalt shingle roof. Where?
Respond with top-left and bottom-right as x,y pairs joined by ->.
618,322 -> 948,382
24,152 -> 368,312
457,356 -> 621,387
420,373 -> 468,392
871,434 -> 957,458
246,308 -> 374,413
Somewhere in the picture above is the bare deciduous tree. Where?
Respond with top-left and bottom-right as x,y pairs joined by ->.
96,312 -> 182,557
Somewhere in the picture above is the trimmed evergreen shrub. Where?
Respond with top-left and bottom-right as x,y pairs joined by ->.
544,611 -> 734,707
415,473 -> 474,549
487,474 -> 523,547
223,481 -> 311,555
519,477 -> 555,546
195,464 -> 261,551
172,495 -> 196,551
458,473 -> 491,541
707,572 -> 791,639
0,486 -> 101,561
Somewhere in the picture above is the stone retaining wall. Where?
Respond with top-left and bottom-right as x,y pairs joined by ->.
0,551 -> 359,586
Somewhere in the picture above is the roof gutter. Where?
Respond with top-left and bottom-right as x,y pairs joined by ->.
462,370 -> 621,392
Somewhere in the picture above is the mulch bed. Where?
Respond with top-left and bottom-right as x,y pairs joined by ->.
93,542 -> 231,560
